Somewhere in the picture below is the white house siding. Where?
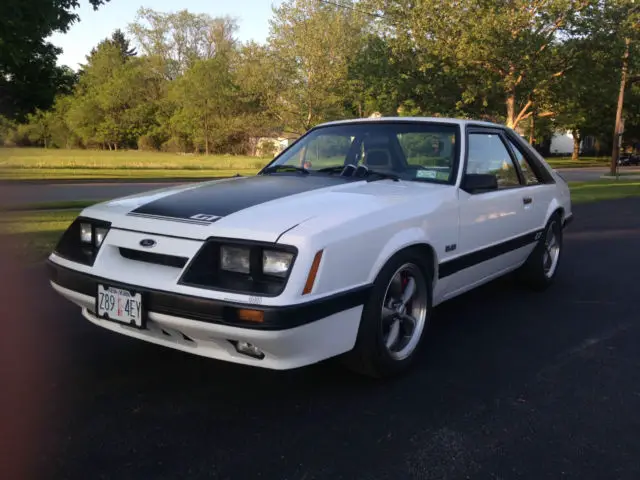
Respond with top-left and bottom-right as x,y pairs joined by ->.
549,131 -> 576,155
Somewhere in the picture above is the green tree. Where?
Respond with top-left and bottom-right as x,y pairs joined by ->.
67,39 -> 166,149
128,8 -> 238,80
0,0 -> 110,120
110,29 -> 138,59
266,0 -> 364,132
84,29 -> 137,67
603,0 -> 640,173
363,0 -> 593,128
169,57 -> 237,154
549,36 -> 620,160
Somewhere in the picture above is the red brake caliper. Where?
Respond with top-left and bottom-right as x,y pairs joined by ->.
401,273 -> 410,312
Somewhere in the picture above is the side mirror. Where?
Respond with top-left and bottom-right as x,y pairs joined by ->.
461,173 -> 498,193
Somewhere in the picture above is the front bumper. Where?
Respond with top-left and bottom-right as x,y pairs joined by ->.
47,261 -> 370,369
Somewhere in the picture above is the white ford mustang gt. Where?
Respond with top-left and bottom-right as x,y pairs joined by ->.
48,117 -> 572,377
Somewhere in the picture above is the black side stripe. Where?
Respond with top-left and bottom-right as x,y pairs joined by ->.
438,229 -> 542,279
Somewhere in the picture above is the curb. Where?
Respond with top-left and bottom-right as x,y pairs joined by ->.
600,175 -> 640,180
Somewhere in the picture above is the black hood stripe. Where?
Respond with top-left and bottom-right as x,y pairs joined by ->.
130,175 -> 354,221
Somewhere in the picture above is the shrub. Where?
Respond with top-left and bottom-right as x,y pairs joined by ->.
138,134 -> 160,151
161,136 -> 191,153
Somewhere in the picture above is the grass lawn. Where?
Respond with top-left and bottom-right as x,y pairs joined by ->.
545,156 -> 610,169
0,148 -> 267,180
1,210 -> 78,262
568,179 -> 640,204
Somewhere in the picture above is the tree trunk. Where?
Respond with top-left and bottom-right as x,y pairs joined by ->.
571,131 -> 581,161
529,110 -> 535,145
506,92 -> 516,128
204,113 -> 209,156
610,37 -> 630,176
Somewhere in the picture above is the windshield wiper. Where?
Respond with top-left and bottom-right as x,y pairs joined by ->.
316,165 -> 352,174
365,169 -> 401,182
262,165 -> 310,175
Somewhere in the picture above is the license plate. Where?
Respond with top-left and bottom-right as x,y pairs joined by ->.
97,284 -> 144,329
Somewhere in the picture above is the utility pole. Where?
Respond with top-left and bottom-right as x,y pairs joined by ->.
610,37 -> 630,177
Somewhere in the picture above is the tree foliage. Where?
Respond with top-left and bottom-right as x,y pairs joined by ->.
0,0 -> 110,120
128,8 -> 238,80
4,1 -> 640,160
262,0 -> 365,132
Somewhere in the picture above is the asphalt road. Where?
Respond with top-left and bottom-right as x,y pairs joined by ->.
4,167 -> 640,205
3,198 -> 640,480
2,181 -> 186,206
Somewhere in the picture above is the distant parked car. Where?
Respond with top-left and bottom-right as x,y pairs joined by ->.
47,117 -> 573,378
618,153 -> 640,166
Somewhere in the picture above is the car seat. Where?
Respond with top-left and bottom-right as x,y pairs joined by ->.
363,137 -> 393,169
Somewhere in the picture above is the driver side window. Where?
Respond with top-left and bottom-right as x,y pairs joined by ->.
291,134 -> 353,170
467,133 -> 520,189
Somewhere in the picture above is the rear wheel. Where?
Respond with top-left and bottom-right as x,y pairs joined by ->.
518,213 -> 563,290
344,250 -> 432,378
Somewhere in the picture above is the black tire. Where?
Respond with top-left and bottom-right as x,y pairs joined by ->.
518,213 -> 563,291
343,249 -> 433,379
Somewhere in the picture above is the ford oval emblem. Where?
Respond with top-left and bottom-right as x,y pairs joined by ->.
139,238 -> 156,248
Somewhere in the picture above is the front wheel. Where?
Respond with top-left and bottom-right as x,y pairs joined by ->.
343,250 -> 432,378
518,214 -> 563,290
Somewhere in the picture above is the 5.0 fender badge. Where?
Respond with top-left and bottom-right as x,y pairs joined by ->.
139,238 -> 157,248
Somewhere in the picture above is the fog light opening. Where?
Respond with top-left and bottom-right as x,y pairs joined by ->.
230,340 -> 265,360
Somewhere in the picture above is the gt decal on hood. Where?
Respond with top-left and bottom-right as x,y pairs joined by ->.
190,214 -> 221,222
128,174 -> 353,223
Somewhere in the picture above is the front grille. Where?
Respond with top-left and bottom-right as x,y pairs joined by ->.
119,248 -> 188,269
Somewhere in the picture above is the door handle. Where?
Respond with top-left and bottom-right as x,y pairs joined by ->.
523,196 -> 533,205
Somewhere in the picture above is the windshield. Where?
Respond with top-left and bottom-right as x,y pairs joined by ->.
265,122 -> 460,184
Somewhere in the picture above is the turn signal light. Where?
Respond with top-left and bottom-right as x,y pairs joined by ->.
302,250 -> 323,295
237,309 -> 264,323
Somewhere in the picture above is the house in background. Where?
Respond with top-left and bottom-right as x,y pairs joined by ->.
252,133 -> 300,157
548,131 -> 596,156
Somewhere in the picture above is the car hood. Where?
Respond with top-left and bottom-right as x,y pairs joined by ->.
82,174 -> 448,242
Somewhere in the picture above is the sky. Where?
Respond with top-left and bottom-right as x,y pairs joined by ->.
49,0 -> 284,70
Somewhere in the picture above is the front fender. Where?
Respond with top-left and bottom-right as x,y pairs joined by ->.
544,197 -> 565,226
367,227 -> 437,284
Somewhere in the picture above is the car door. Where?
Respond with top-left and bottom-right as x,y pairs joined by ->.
502,133 -> 555,232
441,127 -> 537,298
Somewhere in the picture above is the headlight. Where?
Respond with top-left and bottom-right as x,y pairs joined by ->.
262,250 -> 294,277
80,223 -> 109,247
94,227 -> 109,247
221,245 -> 251,274
55,217 -> 111,266
181,240 -> 298,296
80,223 -> 93,244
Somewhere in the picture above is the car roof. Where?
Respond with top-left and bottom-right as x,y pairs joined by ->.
315,116 -> 507,130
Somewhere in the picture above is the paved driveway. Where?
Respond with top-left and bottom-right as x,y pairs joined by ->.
1,181 -> 187,206
2,198 -> 640,479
